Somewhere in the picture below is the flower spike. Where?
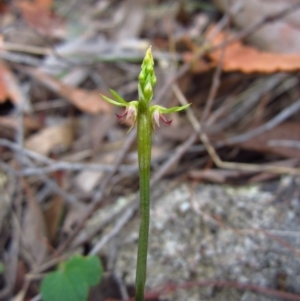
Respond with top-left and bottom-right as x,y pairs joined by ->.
138,46 -> 156,103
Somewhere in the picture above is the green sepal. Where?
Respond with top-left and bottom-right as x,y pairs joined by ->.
138,83 -> 145,101
109,89 -> 128,105
143,82 -> 153,103
101,94 -> 127,107
150,103 -> 191,115
138,71 -> 146,86
151,74 -> 157,87
101,89 -> 129,107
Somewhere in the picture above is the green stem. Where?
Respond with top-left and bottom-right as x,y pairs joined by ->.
135,99 -> 152,301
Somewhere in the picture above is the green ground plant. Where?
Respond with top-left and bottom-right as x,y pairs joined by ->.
102,47 -> 190,301
40,254 -> 103,301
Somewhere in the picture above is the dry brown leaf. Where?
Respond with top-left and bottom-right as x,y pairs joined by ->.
64,87 -> 111,115
0,61 -> 25,105
62,205 -> 87,238
16,0 -> 63,37
25,120 -> 74,155
232,122 -> 300,158
0,2 -> 8,14
74,153 -> 115,193
14,260 -> 27,293
43,195 -> 63,243
0,116 -> 42,131
35,0 -> 53,9
26,68 -> 111,114
18,0 -> 53,10
183,52 -> 216,73
207,28 -> 300,73
22,180 -> 48,265
75,170 -> 104,194
213,0 -> 300,53
189,169 -> 245,183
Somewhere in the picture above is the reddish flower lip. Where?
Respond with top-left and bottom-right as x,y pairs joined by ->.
153,110 -> 172,127
116,106 -> 137,123
159,114 -> 172,126
116,110 -> 128,121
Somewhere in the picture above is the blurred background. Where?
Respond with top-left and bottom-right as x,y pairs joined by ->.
1,0 -> 300,300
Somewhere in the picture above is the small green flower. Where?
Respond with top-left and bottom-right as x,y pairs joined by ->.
102,88 -> 190,131
101,46 -> 190,131
101,89 -> 138,131
150,104 -> 190,129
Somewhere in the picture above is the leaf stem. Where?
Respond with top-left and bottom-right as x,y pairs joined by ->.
135,99 -> 152,301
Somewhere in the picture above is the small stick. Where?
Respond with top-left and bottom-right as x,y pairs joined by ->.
173,82 -> 300,175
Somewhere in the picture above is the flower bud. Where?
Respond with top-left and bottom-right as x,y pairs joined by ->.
138,46 -> 156,102
143,82 -> 153,101
146,65 -> 153,74
151,74 -> 157,87
138,72 -> 146,85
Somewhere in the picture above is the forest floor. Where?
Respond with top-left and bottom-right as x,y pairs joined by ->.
0,1 -> 300,300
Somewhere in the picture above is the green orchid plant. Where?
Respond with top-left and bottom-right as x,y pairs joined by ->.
102,47 -> 190,301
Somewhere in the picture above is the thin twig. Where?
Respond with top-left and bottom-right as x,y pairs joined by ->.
173,83 -> 300,175
113,271 -> 130,300
207,75 -> 298,128
211,74 -> 287,133
224,98 -> 300,145
268,140 -> 300,149
201,19 -> 227,122
1,42 -> 51,55
55,128 -> 137,255
18,161 -> 137,176
0,200 -> 21,300
0,138 -> 59,164
0,138 -> 137,175
0,51 -> 42,66
26,157 -> 84,208
89,201 -> 138,255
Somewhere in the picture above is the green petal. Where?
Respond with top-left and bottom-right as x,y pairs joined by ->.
138,84 -> 145,101
150,104 -> 191,114
109,89 -> 128,105
101,94 -> 127,107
